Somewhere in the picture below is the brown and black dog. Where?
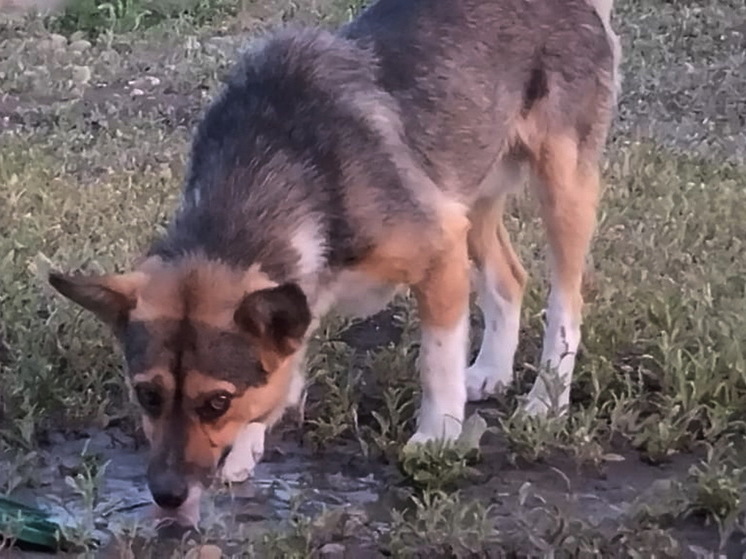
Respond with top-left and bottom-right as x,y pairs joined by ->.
49,0 -> 621,524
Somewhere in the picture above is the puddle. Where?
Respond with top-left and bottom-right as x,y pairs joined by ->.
2,425 -> 392,555
2,312 -> 745,556
4,415 -> 746,557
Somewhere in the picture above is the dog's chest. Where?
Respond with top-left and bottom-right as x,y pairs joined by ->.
309,270 -> 403,319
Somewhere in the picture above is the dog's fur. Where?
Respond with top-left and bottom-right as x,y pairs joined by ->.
49,0 -> 621,523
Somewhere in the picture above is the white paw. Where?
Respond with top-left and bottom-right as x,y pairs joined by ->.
220,423 -> 266,484
406,413 -> 462,447
406,430 -> 436,446
465,364 -> 511,402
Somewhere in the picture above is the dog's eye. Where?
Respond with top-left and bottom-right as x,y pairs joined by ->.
135,385 -> 163,416
197,392 -> 232,422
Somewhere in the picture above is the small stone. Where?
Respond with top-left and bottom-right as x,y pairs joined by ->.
69,39 -> 92,53
128,76 -> 160,89
319,543 -> 346,559
131,88 -> 145,97
49,33 -> 67,49
157,163 -> 173,181
71,65 -> 91,85
184,544 -> 222,559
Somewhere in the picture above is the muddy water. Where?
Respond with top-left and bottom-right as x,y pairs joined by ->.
3,424 -> 395,555
4,419 -> 746,557
3,311 -> 745,557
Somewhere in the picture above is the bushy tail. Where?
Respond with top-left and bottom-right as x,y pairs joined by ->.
586,0 -> 622,98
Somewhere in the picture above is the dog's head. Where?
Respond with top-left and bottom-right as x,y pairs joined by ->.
48,257 -> 311,520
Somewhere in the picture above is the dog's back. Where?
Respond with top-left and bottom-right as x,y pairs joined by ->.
342,0 -> 619,200
152,0 -> 619,284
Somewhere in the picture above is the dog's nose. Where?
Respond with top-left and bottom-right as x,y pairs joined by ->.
148,469 -> 189,510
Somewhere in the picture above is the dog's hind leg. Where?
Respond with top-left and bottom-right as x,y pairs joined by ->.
408,209 -> 471,444
466,195 -> 527,401
524,135 -> 601,416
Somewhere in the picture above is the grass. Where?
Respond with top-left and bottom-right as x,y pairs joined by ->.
1,0 -> 746,555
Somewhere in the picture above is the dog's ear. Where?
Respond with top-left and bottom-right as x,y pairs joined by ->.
234,283 -> 312,359
48,271 -> 144,327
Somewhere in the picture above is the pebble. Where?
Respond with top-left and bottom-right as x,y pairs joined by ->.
128,76 -> 161,89
185,544 -> 222,559
48,33 -> 67,49
319,543 -> 346,558
71,65 -> 91,85
69,39 -> 92,53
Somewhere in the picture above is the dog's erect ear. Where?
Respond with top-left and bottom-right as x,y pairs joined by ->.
48,271 -> 145,327
234,283 -> 312,359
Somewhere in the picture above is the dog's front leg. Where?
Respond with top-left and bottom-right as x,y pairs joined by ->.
220,422 -> 266,483
220,357 -> 308,483
408,216 -> 471,444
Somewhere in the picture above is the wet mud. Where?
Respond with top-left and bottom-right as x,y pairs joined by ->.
3,313 -> 746,557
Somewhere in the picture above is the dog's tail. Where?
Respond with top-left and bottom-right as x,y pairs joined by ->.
586,0 -> 622,99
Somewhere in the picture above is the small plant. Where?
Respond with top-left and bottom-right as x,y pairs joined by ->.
53,440 -> 117,552
47,0 -> 239,38
499,406 -> 568,464
387,490 -> 497,557
303,340 -> 363,450
685,441 -> 746,541
398,413 -> 487,491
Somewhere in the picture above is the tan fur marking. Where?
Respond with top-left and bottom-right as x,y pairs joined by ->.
355,201 -> 471,293
534,134 -> 600,314
354,227 -> 433,286
467,196 -> 527,303
181,358 -> 296,466
412,211 -> 471,329
132,370 -> 175,392
183,376 -> 238,401
130,257 -> 277,327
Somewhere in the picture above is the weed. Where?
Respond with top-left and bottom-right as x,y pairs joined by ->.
499,406 -> 568,464
53,440 -> 113,551
302,339 -> 362,450
685,441 -> 746,539
386,490 -> 498,557
47,0 -> 238,37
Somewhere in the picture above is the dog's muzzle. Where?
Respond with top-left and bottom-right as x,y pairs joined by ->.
147,465 -> 189,510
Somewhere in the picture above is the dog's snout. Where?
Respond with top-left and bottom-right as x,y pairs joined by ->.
148,467 -> 189,510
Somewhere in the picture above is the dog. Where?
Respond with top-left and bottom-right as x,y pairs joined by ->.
48,0 -> 621,525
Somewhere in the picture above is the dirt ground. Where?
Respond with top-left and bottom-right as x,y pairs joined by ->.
3,314 -> 745,557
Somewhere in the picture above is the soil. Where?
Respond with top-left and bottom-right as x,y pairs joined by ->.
3,313 -> 746,558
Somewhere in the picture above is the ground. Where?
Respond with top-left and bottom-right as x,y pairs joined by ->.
0,0 -> 745,557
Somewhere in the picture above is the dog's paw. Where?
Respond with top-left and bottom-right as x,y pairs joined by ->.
220,423 -> 266,484
405,430 -> 437,447
405,422 -> 461,449
465,364 -> 510,402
